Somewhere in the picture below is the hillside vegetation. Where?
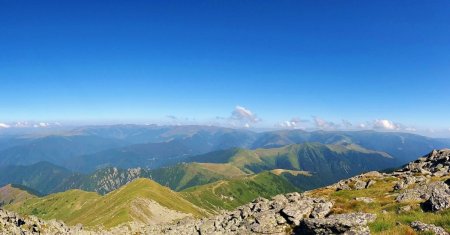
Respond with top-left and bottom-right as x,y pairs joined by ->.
7,179 -> 206,228
181,171 -> 298,212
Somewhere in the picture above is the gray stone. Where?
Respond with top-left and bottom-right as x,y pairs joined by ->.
365,179 -> 376,189
281,203 -> 314,225
353,180 -> 367,190
411,221 -> 449,235
301,213 -> 377,235
310,201 -> 333,219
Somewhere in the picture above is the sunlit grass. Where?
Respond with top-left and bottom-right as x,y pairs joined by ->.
310,175 -> 450,234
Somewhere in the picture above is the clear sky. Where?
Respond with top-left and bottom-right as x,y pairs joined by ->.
0,1 -> 449,135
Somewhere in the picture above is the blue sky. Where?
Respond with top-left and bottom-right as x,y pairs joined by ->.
0,1 -> 449,135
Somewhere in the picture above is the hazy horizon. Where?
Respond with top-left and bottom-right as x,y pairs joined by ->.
1,1 -> 449,136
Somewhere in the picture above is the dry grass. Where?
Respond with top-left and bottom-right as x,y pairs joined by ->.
309,175 -> 450,234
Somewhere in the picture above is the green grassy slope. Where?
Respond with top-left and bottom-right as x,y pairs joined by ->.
7,178 -> 206,228
7,189 -> 100,221
181,171 -> 298,213
149,162 -> 247,191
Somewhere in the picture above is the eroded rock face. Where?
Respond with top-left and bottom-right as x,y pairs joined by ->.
411,221 -> 449,235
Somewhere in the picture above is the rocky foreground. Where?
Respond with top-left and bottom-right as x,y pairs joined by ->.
1,149 -> 449,235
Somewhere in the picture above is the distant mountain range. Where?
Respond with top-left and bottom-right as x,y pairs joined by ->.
0,142 -> 397,196
0,125 -> 448,205
0,125 -> 448,172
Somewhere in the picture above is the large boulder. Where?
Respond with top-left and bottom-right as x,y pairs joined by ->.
424,189 -> 450,212
396,181 -> 450,204
299,213 -> 377,235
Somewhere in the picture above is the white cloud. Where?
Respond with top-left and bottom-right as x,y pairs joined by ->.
231,106 -> 259,123
372,119 -> 399,130
357,123 -> 367,129
313,116 -> 339,130
33,122 -> 50,128
0,123 -> 10,128
14,121 -> 30,127
229,106 -> 261,128
277,117 -> 308,129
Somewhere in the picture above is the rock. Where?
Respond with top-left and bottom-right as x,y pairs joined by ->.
411,221 -> 449,235
353,180 -> 367,190
0,209 -> 87,234
398,205 -> 412,213
394,176 -> 417,191
397,149 -> 450,176
250,212 -> 286,234
300,213 -> 376,235
310,201 -> 333,219
336,183 -> 351,191
424,190 -> 450,212
365,179 -> 376,189
396,181 -> 450,203
281,203 -> 314,226
354,197 -> 374,203
393,181 -> 405,191
361,171 -> 383,178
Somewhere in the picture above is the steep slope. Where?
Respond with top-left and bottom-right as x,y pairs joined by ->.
7,178 -> 206,228
68,178 -> 205,228
7,189 -> 101,222
181,171 -> 298,212
0,184 -> 37,207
